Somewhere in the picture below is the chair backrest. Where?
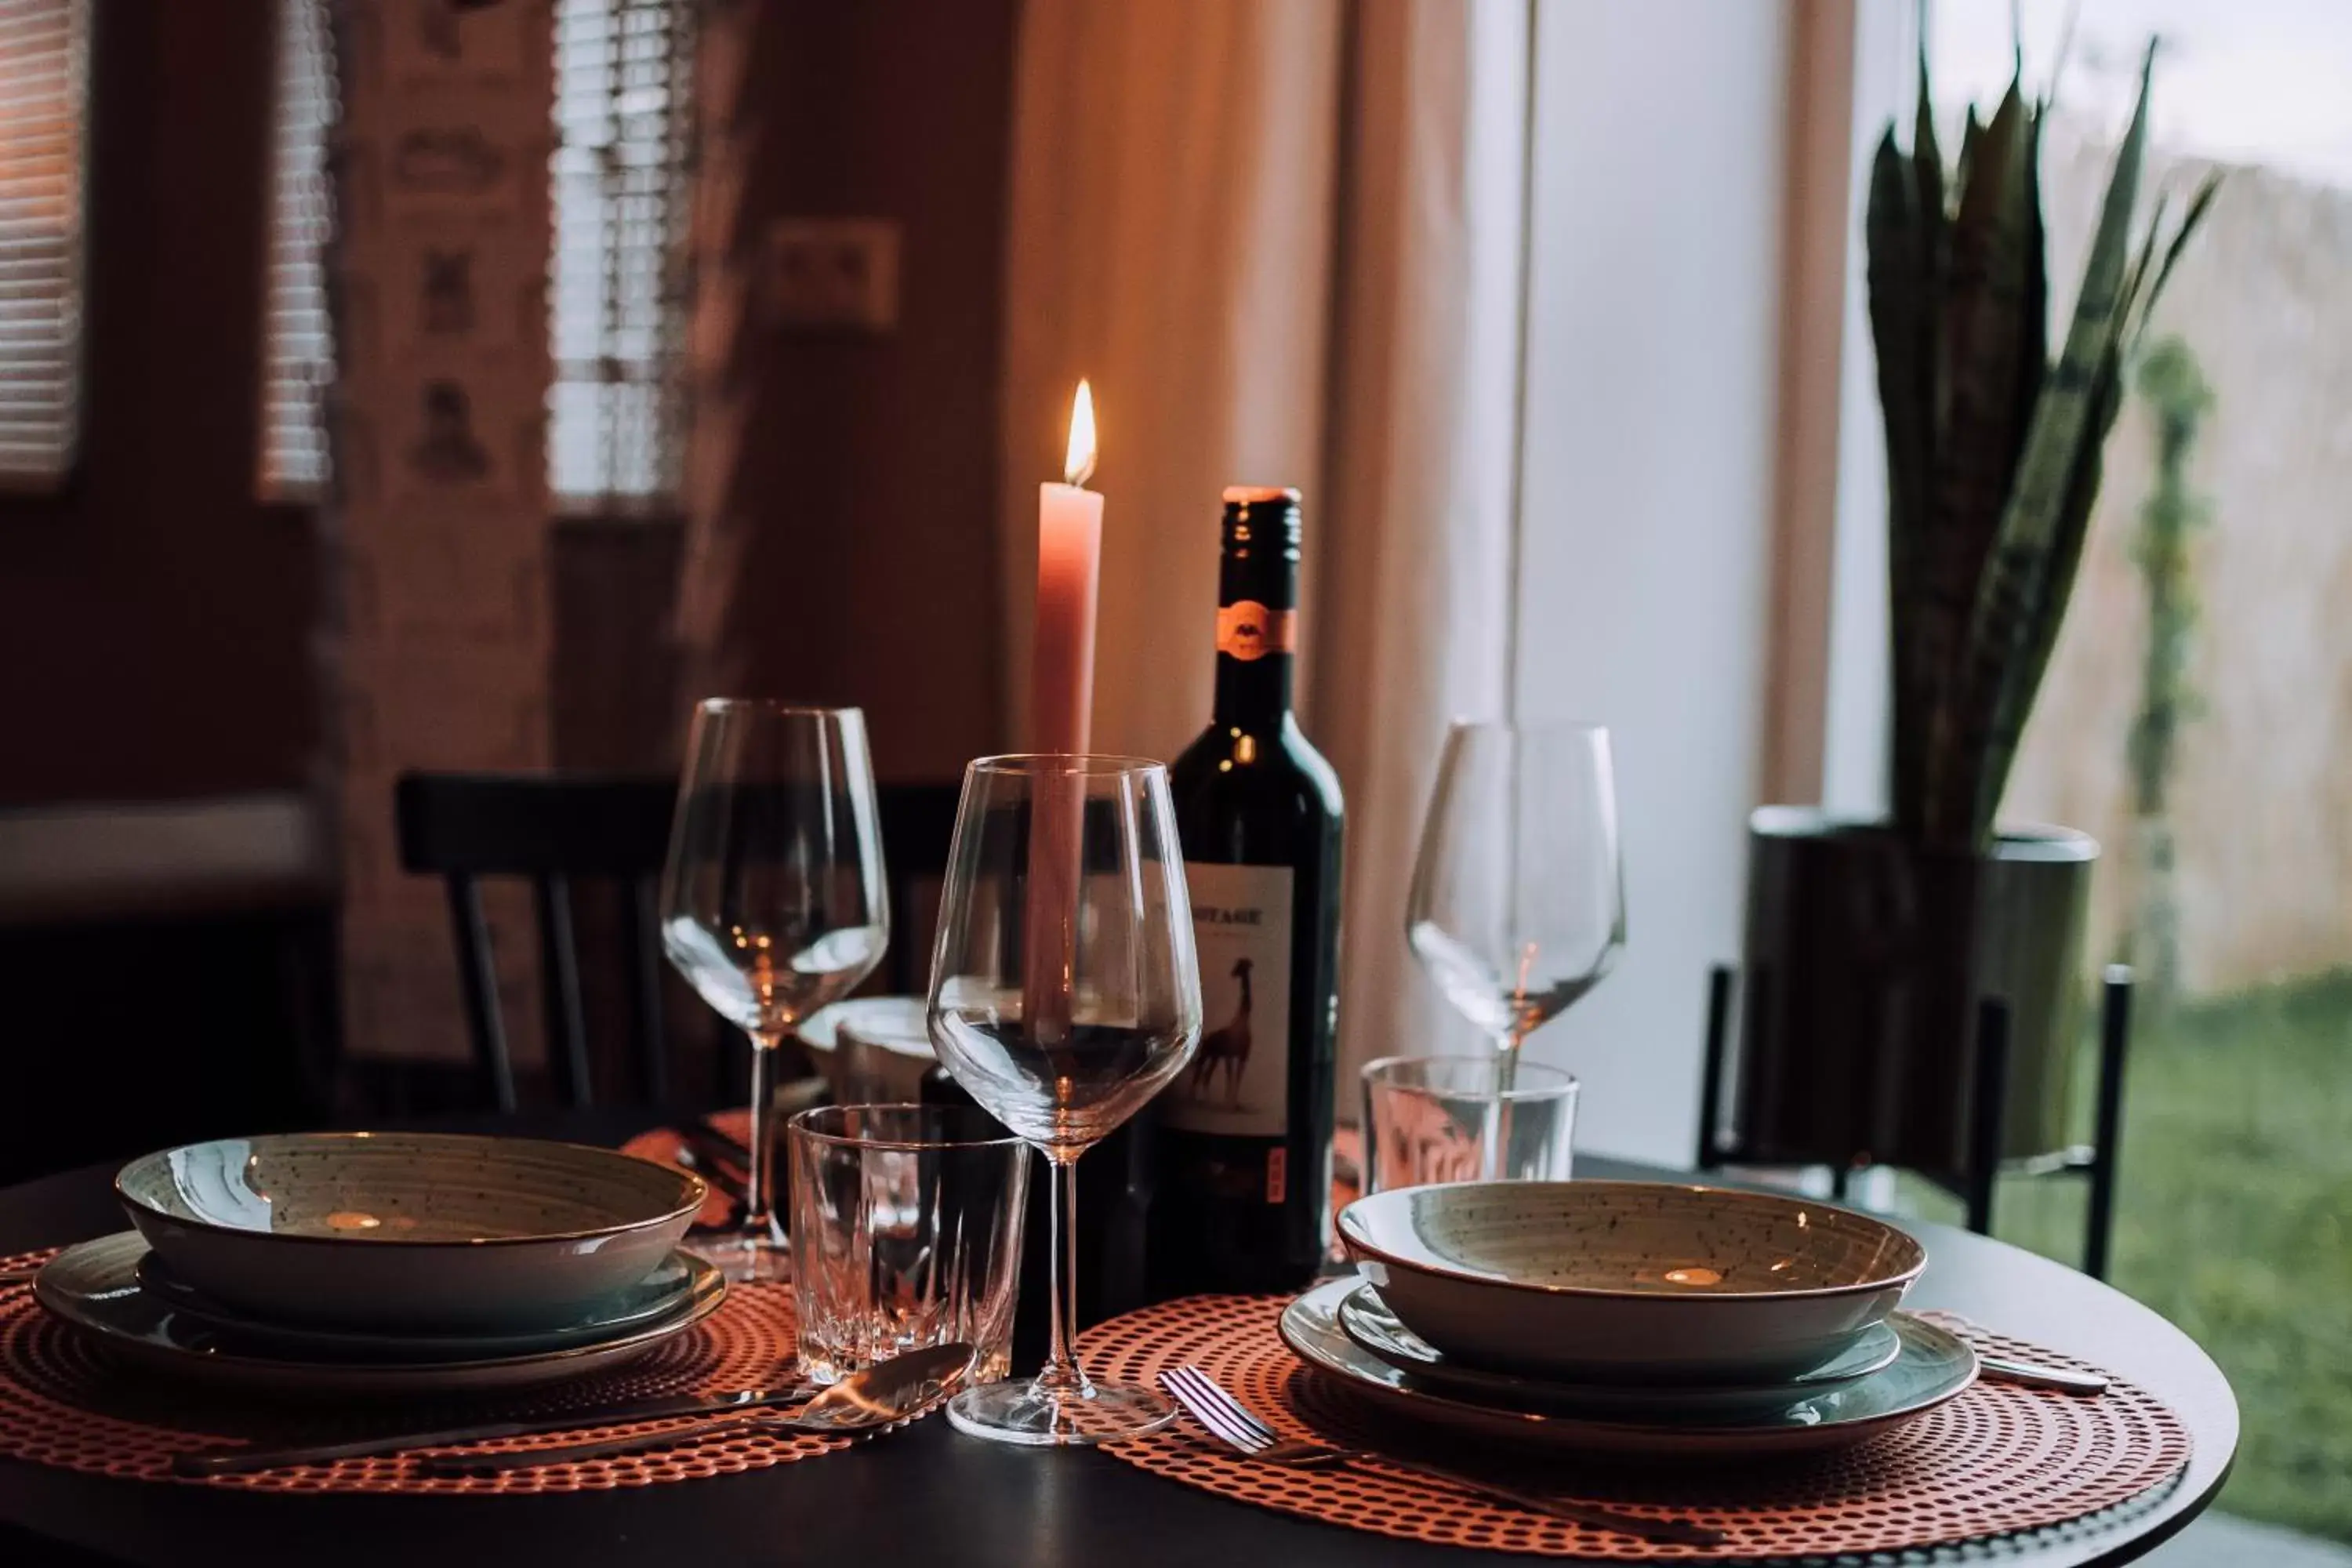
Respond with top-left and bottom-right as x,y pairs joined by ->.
395,772 -> 964,1114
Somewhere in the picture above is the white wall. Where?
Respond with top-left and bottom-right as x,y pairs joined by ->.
1511,0 -> 1791,1162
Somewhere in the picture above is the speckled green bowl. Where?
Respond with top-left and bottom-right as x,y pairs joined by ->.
116,1132 -> 705,1334
1338,1180 -> 1926,1384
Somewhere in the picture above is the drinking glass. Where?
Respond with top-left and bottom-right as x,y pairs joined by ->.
1361,1054 -> 1579,1192
660,701 -> 889,1281
1406,720 -> 1622,1174
787,1103 -> 1029,1386
926,755 -> 1202,1445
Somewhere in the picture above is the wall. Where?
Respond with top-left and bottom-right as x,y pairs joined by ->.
2004,127 -> 2352,993
684,0 -> 1016,782
0,2 -> 316,808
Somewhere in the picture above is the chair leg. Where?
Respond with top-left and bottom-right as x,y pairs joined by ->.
536,875 -> 593,1109
1965,996 -> 2012,1236
2084,966 -> 2135,1281
447,874 -> 516,1114
1696,965 -> 1734,1168
622,877 -> 669,1105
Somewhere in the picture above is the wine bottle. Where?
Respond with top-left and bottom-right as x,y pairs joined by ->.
1151,486 -> 1345,1296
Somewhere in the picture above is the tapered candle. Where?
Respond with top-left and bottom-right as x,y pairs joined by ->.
1032,381 -> 1102,753
1025,383 -> 1101,1045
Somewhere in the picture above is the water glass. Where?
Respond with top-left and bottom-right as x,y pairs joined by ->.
787,1103 -> 1029,1386
1361,1054 -> 1579,1192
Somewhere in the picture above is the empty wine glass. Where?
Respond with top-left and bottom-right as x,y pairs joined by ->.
660,702 -> 889,1282
926,755 -> 1202,1445
1406,720 -> 1623,1174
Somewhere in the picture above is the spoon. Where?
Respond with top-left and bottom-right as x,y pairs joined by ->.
416,1341 -> 975,1474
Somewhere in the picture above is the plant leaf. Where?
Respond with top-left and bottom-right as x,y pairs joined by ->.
1918,81 -> 2034,840
1973,321 -> 2128,831
1937,44 -> 2155,847
2131,173 -> 2222,342
1867,126 -> 1936,834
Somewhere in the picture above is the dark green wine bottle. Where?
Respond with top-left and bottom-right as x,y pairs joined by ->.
1151,486 -> 1345,1296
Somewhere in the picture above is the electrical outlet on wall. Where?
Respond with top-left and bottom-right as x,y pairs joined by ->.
762,218 -> 900,332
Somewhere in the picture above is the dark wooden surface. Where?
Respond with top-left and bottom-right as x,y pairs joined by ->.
0,1117 -> 2237,1567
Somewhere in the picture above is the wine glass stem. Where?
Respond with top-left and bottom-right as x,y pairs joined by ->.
742,1029 -> 782,1242
1036,1148 -> 1090,1399
1486,1032 -> 1524,1181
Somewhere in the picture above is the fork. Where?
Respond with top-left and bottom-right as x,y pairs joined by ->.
1157,1366 -> 1725,1548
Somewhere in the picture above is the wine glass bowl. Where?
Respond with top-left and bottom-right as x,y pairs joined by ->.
1406,720 -> 1624,1054
926,754 -> 1202,1445
659,701 -> 890,1281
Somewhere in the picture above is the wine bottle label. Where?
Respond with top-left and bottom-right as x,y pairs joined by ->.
1167,862 -> 1294,1138
1215,601 -> 1296,660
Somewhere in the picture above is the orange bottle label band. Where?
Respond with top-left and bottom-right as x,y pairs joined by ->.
1216,601 -> 1295,660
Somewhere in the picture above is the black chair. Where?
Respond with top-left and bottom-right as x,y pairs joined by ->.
395,772 -> 961,1115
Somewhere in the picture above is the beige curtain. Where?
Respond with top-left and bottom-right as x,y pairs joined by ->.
1001,0 -> 1530,1076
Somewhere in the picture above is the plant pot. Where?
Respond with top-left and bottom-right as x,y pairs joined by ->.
1728,807 -> 2096,1179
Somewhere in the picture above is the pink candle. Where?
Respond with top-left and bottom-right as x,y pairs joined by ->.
1025,383 -> 1101,1042
1031,381 -> 1102,753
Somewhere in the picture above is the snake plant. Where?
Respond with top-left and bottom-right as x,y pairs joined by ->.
1867,44 -> 2218,851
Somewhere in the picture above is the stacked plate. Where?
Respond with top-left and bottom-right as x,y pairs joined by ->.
1291,1180 -> 1972,1457
34,1133 -> 718,1396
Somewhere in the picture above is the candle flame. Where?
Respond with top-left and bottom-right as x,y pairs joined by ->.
1064,379 -> 1098,488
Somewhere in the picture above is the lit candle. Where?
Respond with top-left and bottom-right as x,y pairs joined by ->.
1024,383 -> 1101,1044
1032,381 -> 1102,752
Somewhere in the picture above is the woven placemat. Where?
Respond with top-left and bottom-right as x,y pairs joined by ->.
0,1246 -> 839,1494
1078,1295 -> 2191,1559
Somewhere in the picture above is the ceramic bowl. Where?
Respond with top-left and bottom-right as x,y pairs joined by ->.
115,1133 -> 705,1333
1336,1180 -> 1926,1384
797,996 -> 936,1102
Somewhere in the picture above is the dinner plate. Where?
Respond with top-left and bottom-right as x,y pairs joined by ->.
34,1233 -> 725,1398
134,1247 -> 705,1363
1279,1276 -> 1975,1457
1335,1283 -> 1904,1419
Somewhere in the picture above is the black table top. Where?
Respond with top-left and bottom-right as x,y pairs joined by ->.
0,1117 -> 2238,1568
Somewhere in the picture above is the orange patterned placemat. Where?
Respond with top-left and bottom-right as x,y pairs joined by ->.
0,1246 -> 837,1494
1078,1295 -> 2191,1559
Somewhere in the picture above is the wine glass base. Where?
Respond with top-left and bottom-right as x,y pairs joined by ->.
945,1377 -> 1178,1446
682,1232 -> 790,1285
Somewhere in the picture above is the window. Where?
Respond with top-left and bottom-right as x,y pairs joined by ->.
1821,2 -> 2352,1552
259,0 -> 695,510
258,0 -> 336,500
0,0 -> 88,490
547,0 -> 695,508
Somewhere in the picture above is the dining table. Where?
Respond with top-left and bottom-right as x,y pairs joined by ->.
0,1109 -> 2238,1567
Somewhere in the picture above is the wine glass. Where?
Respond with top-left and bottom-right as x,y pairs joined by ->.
659,701 -> 889,1282
926,755 -> 1202,1445
1406,720 -> 1623,1174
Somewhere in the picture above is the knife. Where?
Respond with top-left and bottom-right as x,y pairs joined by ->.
172,1384 -> 814,1478
415,1341 -> 972,1475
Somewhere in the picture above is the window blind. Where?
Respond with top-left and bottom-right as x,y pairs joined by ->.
258,0 -> 695,510
0,0 -> 87,489
548,0 -> 695,508
257,0 -> 336,500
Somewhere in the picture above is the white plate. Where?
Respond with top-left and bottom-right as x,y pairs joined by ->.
1335,1283 -> 1903,1418
35,1233 -> 725,1398
1279,1276 -> 1974,1458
